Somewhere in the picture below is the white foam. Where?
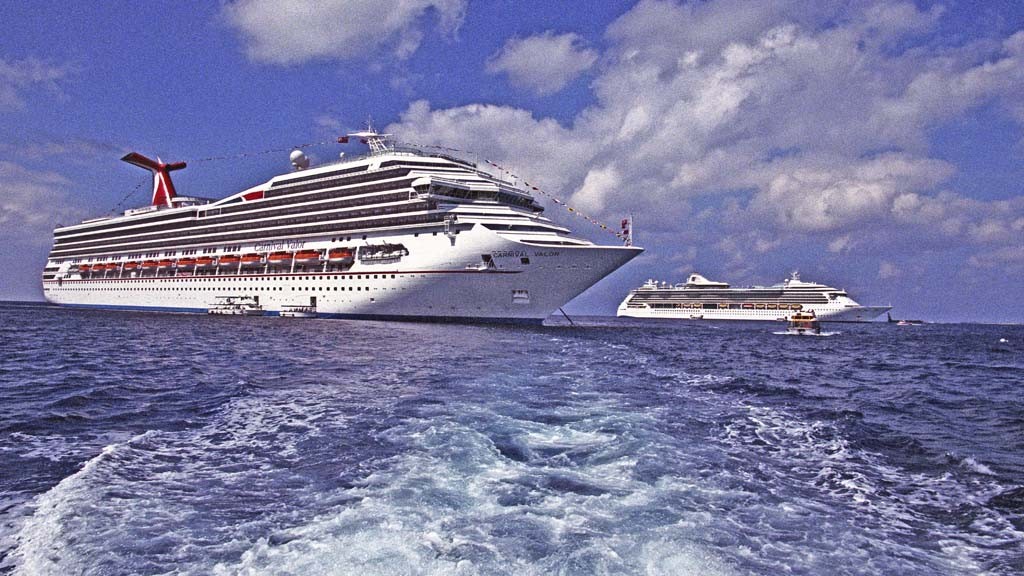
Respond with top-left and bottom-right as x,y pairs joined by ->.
961,456 -> 997,476
7,434 -> 148,575
213,404 -> 736,575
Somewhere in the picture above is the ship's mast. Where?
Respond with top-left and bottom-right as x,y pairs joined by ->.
347,122 -> 392,155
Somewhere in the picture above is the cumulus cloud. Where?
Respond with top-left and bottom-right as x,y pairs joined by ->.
223,0 -> 467,65
0,57 -> 73,110
487,32 -> 599,95
387,0 -> 1024,288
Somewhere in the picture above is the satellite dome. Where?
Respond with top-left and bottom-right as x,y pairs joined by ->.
289,149 -> 309,170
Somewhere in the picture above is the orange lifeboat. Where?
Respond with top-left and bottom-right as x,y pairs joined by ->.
268,251 -> 293,263
294,249 -> 322,263
157,259 -> 174,268
195,256 -> 215,268
78,264 -> 92,273
123,261 -> 139,270
328,248 -> 354,262
141,260 -> 159,269
240,253 -> 263,266
177,257 -> 197,270
219,254 -> 241,266
105,263 -> 119,271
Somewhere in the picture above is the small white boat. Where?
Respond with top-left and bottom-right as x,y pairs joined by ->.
784,311 -> 821,335
773,311 -> 840,336
208,296 -> 263,316
279,304 -> 317,318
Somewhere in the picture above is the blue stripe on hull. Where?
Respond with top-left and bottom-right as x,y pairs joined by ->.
57,303 -> 545,325
315,312 -> 545,326
61,303 -> 207,314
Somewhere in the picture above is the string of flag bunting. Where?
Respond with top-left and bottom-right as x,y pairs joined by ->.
396,140 -> 631,244
109,181 -> 144,215
190,139 -> 341,163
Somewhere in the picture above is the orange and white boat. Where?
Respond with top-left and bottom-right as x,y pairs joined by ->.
240,253 -> 263,266
328,248 -> 354,262
267,251 -> 293,264
294,249 -> 322,263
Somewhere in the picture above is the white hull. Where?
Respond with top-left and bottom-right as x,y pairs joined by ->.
617,304 -> 890,323
45,226 -> 640,324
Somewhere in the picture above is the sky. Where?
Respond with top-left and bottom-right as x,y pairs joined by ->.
1,0 -> 1023,323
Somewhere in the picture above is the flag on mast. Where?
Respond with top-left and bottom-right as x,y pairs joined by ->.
621,215 -> 633,247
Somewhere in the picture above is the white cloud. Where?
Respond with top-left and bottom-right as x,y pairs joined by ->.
0,138 -> 123,162
878,260 -> 900,279
223,0 -> 467,65
571,165 -> 621,213
487,32 -> 598,95
0,57 -> 72,110
0,161 -> 81,235
387,0 -> 1024,285
968,245 -> 1024,271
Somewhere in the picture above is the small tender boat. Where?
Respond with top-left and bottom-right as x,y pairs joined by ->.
888,313 -> 924,326
786,311 -> 821,335
207,296 -> 263,316
279,304 -> 318,318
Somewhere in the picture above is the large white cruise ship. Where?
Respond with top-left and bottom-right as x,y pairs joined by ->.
42,132 -> 641,324
617,272 -> 890,322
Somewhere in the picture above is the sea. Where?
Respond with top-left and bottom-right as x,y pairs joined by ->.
1,302 -> 1022,575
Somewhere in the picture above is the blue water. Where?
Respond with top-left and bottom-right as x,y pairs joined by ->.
1,302 -> 1022,575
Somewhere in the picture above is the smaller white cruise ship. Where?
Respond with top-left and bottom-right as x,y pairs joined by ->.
617,272 -> 890,322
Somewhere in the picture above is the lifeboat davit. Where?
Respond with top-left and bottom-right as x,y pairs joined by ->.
293,249 -> 322,263
328,248 -> 354,262
240,253 -> 263,266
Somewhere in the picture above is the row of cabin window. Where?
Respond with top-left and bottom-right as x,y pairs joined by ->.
54,191 -> 418,248
49,212 -> 443,258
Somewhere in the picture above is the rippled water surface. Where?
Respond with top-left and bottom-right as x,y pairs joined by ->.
1,302 -> 1022,575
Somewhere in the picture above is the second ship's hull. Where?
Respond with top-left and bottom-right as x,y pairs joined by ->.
617,305 -> 890,323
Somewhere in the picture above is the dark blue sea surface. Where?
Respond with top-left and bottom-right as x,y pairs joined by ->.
1,302 -> 1022,575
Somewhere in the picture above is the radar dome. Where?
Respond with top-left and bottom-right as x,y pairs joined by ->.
289,149 -> 309,170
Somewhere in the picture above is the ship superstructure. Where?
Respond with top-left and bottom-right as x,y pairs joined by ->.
42,132 -> 641,323
617,272 -> 890,322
